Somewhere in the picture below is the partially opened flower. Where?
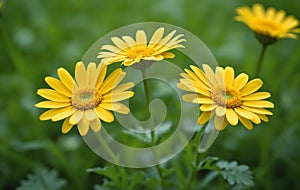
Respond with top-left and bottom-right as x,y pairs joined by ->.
35,62 -> 134,136
177,64 -> 274,130
97,27 -> 186,67
235,4 -> 300,45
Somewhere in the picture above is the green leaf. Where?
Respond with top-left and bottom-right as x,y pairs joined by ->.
144,177 -> 160,190
86,166 -> 120,186
198,156 -> 220,170
216,160 -> 254,186
16,167 -> 67,190
128,172 -> 145,190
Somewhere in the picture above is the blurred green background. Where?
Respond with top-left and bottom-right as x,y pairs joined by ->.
1,0 -> 300,189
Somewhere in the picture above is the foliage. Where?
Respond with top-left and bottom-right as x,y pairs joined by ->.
16,167 -> 67,190
0,0 -> 300,189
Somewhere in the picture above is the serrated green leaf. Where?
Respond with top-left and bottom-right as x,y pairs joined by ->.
16,167 -> 67,190
87,166 -> 120,186
216,160 -> 254,186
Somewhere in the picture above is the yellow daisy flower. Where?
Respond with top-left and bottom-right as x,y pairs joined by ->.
235,4 -> 300,44
97,27 -> 186,66
35,62 -> 134,136
177,64 -> 274,130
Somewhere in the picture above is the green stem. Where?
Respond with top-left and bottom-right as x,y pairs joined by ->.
186,125 -> 206,189
141,68 -> 166,190
256,44 -> 268,77
95,133 -> 128,188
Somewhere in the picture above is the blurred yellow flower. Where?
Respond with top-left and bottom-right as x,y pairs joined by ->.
177,64 -> 274,130
235,4 -> 300,44
97,27 -> 185,66
35,62 -> 134,136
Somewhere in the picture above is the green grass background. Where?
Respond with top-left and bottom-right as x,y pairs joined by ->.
1,0 -> 300,189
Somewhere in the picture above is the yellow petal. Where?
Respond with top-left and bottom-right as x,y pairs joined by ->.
96,63 -> 108,89
182,94 -> 198,102
149,27 -> 164,48
108,103 -> 130,114
102,91 -> 134,102
215,67 -> 225,87
257,114 -> 269,122
37,89 -> 70,102
190,65 -> 209,86
253,4 -> 264,18
122,59 -> 135,66
242,92 -> 271,100
234,107 -> 254,120
77,116 -> 89,136
193,98 -> 214,104
85,109 -> 97,121
274,10 -> 286,22
181,69 -> 211,91
237,115 -> 253,130
224,67 -> 234,89
99,102 -> 121,111
241,106 -> 273,115
232,73 -> 248,91
52,106 -> 76,121
35,101 -> 71,108
197,111 -> 213,125
99,69 -> 124,94
90,118 -> 101,132
122,36 -> 136,47
136,30 -> 147,47
162,52 -> 175,58
45,77 -> 72,97
87,62 -> 100,87
214,116 -> 228,130
95,107 -> 114,122
69,110 -> 83,124
200,104 -> 217,112
111,37 -> 128,50
58,68 -> 76,91
179,79 -> 211,97
39,108 -> 64,121
226,109 -> 239,125
75,62 -> 88,88
62,118 -> 74,134
240,79 -> 263,96
155,30 -> 176,50
177,83 -> 194,92
101,45 -> 125,54
215,106 -> 226,117
202,64 -> 217,86
112,82 -> 134,92
242,100 -> 274,108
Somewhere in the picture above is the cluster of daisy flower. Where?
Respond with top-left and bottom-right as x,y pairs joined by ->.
36,3 -> 298,136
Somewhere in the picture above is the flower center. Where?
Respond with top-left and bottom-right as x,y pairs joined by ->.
72,88 -> 102,110
211,88 -> 242,108
127,46 -> 155,60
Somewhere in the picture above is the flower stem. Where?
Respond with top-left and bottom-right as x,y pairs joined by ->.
141,68 -> 166,190
256,44 -> 268,77
95,133 -> 128,189
186,125 -> 205,189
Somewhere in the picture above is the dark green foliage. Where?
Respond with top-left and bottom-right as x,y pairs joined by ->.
1,0 -> 300,189
16,168 -> 67,190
